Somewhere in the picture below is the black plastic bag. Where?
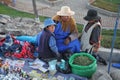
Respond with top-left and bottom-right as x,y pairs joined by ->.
56,61 -> 71,74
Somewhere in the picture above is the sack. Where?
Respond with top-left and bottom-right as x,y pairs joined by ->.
56,61 -> 71,74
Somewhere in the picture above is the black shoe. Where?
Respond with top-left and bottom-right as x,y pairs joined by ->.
96,55 -> 107,65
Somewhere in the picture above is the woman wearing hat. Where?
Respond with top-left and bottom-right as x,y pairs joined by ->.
52,6 -> 80,55
36,18 -> 61,61
80,9 -> 107,65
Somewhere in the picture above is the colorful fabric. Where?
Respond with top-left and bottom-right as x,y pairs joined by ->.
16,35 -> 37,44
13,41 -> 34,59
0,35 -> 35,59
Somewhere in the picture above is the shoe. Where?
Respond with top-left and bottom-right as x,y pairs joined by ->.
96,55 -> 107,65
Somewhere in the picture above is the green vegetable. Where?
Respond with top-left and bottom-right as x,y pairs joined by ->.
73,55 -> 93,66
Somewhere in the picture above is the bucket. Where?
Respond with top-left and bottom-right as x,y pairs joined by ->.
69,53 -> 97,78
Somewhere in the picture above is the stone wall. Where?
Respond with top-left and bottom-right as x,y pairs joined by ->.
0,14 -> 43,38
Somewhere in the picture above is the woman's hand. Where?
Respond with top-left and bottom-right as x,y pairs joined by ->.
64,37 -> 71,45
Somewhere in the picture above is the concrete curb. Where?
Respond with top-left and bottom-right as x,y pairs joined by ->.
86,3 -> 118,17
98,47 -> 120,63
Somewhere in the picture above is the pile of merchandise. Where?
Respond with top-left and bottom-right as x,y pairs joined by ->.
0,58 -> 59,80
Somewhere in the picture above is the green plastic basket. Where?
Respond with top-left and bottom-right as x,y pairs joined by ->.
71,64 -> 97,78
69,52 -> 97,78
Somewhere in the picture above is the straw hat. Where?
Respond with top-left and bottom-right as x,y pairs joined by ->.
57,6 -> 75,16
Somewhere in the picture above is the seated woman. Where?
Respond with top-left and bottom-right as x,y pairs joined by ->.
52,6 -> 81,54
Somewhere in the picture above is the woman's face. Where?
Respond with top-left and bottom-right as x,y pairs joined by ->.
47,25 -> 55,33
61,16 -> 70,22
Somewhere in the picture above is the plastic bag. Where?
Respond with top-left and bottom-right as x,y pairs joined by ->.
56,60 -> 71,74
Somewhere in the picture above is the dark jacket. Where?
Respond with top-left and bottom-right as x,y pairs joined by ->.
38,29 -> 56,59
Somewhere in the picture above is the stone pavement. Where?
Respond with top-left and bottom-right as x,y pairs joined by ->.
10,0 -> 120,29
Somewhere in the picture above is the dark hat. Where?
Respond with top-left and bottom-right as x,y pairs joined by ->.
84,9 -> 101,21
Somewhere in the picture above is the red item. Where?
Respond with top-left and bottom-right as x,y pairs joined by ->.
13,41 -> 35,59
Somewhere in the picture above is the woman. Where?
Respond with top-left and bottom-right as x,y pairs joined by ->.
80,9 -> 107,65
52,6 -> 81,54
80,9 -> 101,53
